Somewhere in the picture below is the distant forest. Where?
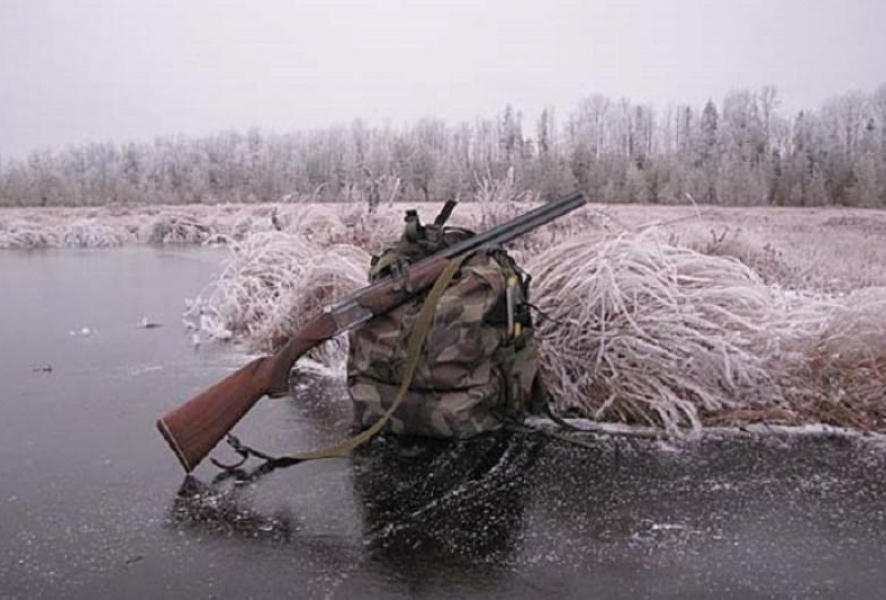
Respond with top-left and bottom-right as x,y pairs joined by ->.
2,85 -> 885,208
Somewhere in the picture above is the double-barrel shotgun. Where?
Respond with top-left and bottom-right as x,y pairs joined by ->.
157,191 -> 587,472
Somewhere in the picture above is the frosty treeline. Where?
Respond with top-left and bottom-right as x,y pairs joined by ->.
2,85 -> 885,208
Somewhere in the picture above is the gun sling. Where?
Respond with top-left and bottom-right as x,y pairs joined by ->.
213,252 -> 473,472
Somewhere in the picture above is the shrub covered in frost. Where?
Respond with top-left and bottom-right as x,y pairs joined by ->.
185,231 -> 370,369
528,229 -> 886,433
61,219 -> 128,248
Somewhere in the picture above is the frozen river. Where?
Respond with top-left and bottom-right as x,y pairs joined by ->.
1,247 -> 886,599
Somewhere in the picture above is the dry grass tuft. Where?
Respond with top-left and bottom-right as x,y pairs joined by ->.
142,214 -> 215,244
473,169 -> 540,230
529,230 -> 779,433
677,226 -> 800,286
0,219 -> 60,249
529,229 -> 886,433
185,231 -> 369,368
774,287 -> 886,430
334,204 -> 404,254
61,219 -> 129,248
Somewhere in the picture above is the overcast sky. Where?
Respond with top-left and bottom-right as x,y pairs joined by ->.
1,0 -> 885,158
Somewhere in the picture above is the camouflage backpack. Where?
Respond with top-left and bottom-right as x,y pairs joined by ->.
347,203 -> 547,439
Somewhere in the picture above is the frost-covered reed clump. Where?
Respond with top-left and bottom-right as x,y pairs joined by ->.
0,219 -> 60,249
142,214 -> 214,244
473,168 -> 540,230
0,217 -> 131,248
185,231 -> 369,368
332,204 -> 404,254
772,287 -> 886,430
529,230 -> 780,433
529,230 -> 886,433
61,219 -> 129,248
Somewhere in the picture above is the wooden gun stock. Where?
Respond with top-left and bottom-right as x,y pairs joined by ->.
156,313 -> 337,472
156,191 -> 587,473
156,259 -> 446,473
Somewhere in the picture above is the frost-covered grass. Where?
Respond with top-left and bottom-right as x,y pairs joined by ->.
184,231 -> 369,368
528,229 -> 886,433
0,203 -> 406,250
4,200 -> 886,434
3,200 -> 886,293
61,218 -> 130,248
0,219 -> 60,248
529,231 -> 776,432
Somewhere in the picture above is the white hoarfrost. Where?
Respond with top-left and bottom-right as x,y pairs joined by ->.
528,229 -> 886,434
7,200 -> 886,434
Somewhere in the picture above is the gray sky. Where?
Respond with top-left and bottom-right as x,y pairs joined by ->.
1,0 -> 885,158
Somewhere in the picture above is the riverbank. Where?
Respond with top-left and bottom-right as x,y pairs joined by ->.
3,202 -> 886,294
5,202 -> 886,435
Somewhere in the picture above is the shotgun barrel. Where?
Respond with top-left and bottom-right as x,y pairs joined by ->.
157,191 -> 587,472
